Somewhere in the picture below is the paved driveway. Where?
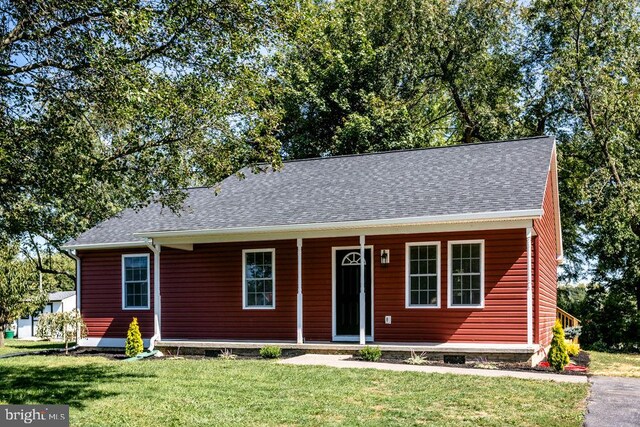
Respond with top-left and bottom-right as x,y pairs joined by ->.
585,376 -> 640,427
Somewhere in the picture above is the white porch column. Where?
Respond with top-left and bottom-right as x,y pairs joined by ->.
297,238 -> 303,344
526,227 -> 533,345
359,235 -> 366,345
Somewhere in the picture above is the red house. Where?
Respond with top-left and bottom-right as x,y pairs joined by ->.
63,136 -> 562,364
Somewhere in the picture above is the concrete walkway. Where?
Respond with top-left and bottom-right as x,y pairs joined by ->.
280,354 -> 586,383
585,376 -> 640,427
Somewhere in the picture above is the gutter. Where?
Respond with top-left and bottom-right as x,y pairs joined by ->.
60,210 -> 543,251
133,209 -> 544,240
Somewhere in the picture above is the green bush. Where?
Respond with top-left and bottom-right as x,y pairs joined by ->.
548,320 -> 570,371
125,317 -> 144,358
359,346 -> 382,362
564,326 -> 582,340
566,342 -> 580,357
259,345 -> 281,359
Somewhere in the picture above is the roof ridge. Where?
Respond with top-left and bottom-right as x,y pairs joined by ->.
279,135 -> 554,164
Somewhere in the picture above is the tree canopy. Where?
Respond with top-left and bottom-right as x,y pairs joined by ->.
1,0 -> 285,277
274,0 -> 526,158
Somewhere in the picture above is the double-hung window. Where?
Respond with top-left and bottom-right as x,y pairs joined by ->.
448,240 -> 484,308
122,254 -> 150,310
243,249 -> 275,309
406,242 -> 440,308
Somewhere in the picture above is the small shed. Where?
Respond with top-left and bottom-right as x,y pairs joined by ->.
14,291 -> 77,339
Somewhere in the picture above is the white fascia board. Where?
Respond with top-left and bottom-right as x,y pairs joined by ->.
61,241 -> 147,251
134,209 -> 543,240
153,219 -> 534,245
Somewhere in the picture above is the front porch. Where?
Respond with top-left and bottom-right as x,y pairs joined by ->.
155,339 -> 543,365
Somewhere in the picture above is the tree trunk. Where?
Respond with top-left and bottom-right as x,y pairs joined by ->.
636,282 -> 640,311
0,324 -> 4,348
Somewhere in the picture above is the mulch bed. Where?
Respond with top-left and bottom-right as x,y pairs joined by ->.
354,350 -> 591,376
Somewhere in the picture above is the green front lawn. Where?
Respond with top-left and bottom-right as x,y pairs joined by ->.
0,356 -> 587,426
589,351 -> 640,378
0,340 -> 68,356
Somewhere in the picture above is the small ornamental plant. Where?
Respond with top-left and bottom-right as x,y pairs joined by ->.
566,342 -> 581,357
359,346 -> 382,362
405,350 -> 428,365
548,320 -> 570,371
125,317 -> 144,357
259,345 -> 281,359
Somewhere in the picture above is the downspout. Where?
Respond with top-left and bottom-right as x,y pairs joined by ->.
526,227 -> 533,346
68,250 -> 81,343
146,240 -> 161,350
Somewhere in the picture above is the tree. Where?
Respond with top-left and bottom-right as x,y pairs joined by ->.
36,309 -> 87,354
525,0 -> 640,311
0,0 -> 286,279
274,0 -> 524,159
0,243 -> 47,347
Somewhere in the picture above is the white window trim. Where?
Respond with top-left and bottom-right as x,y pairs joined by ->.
405,242 -> 441,308
447,240 -> 485,309
242,248 -> 276,310
121,253 -> 151,310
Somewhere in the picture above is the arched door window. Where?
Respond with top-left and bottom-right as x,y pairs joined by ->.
341,252 -> 365,266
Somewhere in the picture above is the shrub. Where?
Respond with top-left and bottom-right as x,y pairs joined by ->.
564,326 -> 582,340
259,345 -> 281,359
359,346 -> 382,362
125,317 -> 144,358
405,350 -> 427,365
548,320 -> 570,371
566,342 -> 581,357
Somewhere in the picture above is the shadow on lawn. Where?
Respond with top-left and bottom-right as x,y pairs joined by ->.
0,362 -> 152,408
6,342 -> 68,351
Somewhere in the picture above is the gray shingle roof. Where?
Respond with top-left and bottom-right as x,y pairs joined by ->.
65,136 -> 555,247
48,291 -> 76,301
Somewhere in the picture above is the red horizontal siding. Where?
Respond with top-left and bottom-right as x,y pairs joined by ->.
534,154 -> 559,347
79,229 -> 530,344
374,230 -> 527,343
161,240 -> 297,340
78,249 -> 154,339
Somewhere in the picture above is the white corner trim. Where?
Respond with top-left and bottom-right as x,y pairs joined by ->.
121,253 -> 151,310
447,240 -> 485,309
526,227 -> 533,346
242,248 -> 276,310
405,242 -> 441,309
